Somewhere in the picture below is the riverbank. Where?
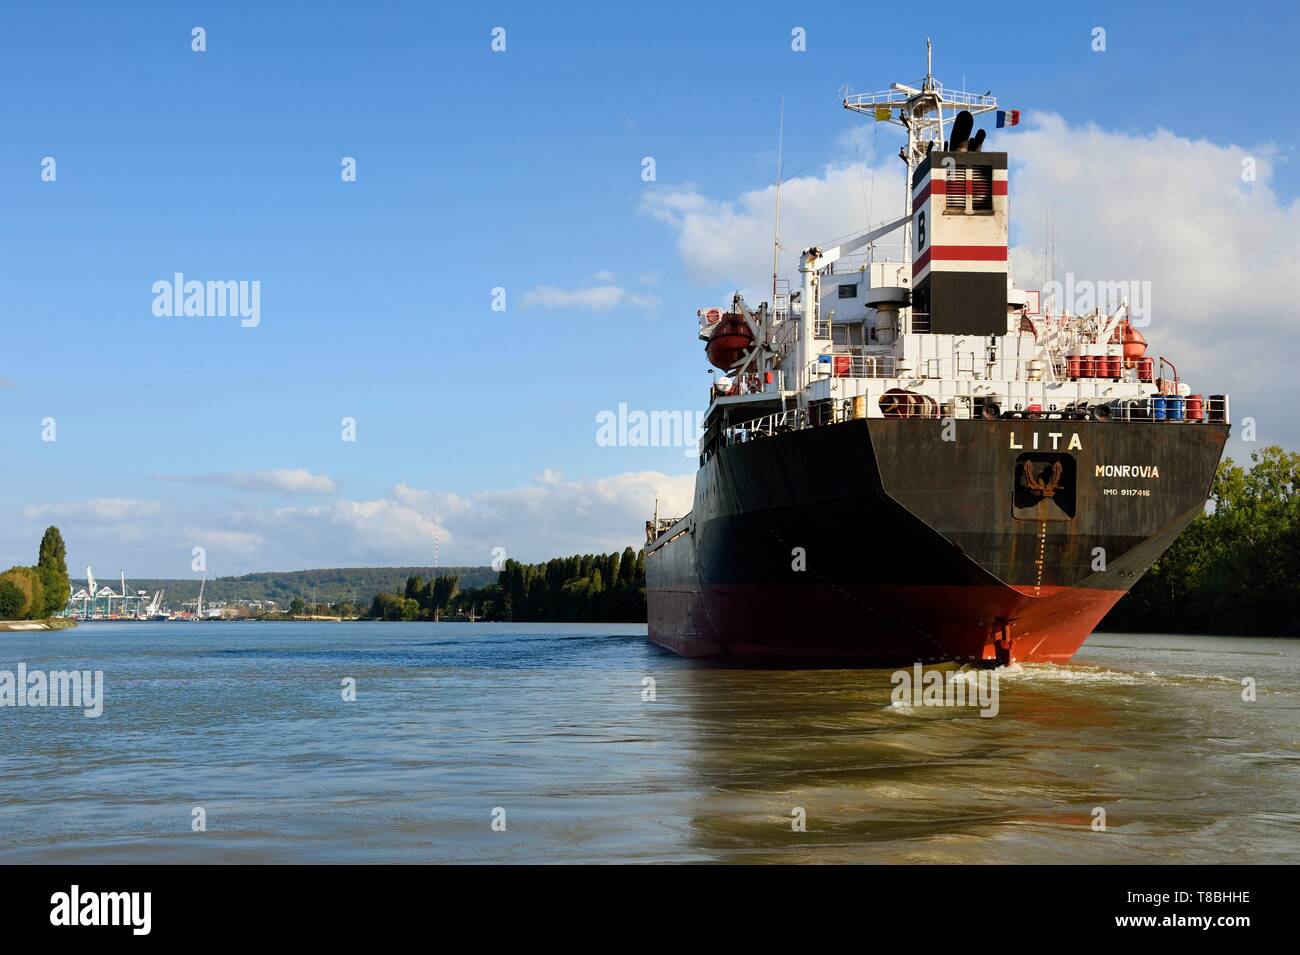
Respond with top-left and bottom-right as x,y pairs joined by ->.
0,617 -> 76,632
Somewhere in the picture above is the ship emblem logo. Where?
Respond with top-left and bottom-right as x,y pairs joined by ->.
1022,459 -> 1065,498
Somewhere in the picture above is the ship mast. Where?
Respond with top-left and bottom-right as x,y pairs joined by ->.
842,39 -> 998,268
771,96 -> 784,307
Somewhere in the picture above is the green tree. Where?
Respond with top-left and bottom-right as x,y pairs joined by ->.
366,592 -> 408,620
365,549 -> 648,624
289,596 -> 307,616
431,575 -> 460,614
0,567 -> 46,620
36,526 -> 70,617
1103,446 -> 1300,635
0,579 -> 24,619
618,546 -> 637,586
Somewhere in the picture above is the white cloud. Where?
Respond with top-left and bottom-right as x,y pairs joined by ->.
8,470 -> 694,576
520,284 -> 661,312
641,163 -> 907,295
1006,113 -> 1296,336
181,528 -> 266,553
163,468 -> 337,494
257,468 -> 696,565
23,498 -> 164,524
644,112 -> 1300,449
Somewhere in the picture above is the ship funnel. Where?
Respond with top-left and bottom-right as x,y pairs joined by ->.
949,109 -> 973,151
911,135 -> 1009,336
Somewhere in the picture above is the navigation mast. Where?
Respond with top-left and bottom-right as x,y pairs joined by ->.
771,96 -> 784,306
841,39 -> 998,264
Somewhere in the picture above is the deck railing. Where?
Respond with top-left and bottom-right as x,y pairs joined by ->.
711,393 -> 1231,454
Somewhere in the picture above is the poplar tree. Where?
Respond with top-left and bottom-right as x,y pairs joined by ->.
36,526 -> 70,618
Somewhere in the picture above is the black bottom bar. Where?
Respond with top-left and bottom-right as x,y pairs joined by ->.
0,864 -> 1281,940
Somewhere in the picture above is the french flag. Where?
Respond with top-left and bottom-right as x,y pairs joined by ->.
996,109 -> 1021,128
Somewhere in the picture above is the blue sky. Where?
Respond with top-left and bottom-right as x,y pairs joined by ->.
2,0 -> 1297,576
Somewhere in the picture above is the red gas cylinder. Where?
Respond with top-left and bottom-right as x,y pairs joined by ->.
1137,357 -> 1154,381
1105,355 -> 1122,378
1067,355 -> 1082,378
1078,356 -> 1094,378
1186,394 -> 1204,421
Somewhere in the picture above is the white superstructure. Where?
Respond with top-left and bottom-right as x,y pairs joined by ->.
698,44 -> 1226,432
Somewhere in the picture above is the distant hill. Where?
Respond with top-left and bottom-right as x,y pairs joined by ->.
118,567 -> 495,608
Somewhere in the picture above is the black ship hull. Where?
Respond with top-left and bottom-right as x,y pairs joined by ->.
646,417 -> 1228,664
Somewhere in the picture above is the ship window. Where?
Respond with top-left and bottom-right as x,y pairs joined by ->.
946,166 -> 967,212
1013,453 -> 1077,522
838,283 -> 858,299
970,166 -> 993,211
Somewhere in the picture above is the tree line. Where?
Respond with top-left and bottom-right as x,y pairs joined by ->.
363,547 -> 646,622
126,565 -> 497,608
1101,446 -> 1299,635
0,527 -> 71,620
364,574 -> 464,621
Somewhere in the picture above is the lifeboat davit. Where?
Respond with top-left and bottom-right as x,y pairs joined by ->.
705,313 -> 755,370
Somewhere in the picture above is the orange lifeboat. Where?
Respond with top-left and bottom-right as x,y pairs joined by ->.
705,313 -> 754,370
1120,319 -> 1147,367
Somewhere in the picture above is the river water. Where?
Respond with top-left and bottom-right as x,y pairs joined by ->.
0,622 -> 1295,863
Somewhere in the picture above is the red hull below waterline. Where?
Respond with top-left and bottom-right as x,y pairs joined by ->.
649,582 -> 1126,664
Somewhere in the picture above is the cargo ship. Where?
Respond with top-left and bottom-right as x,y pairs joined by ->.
644,48 -> 1230,665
